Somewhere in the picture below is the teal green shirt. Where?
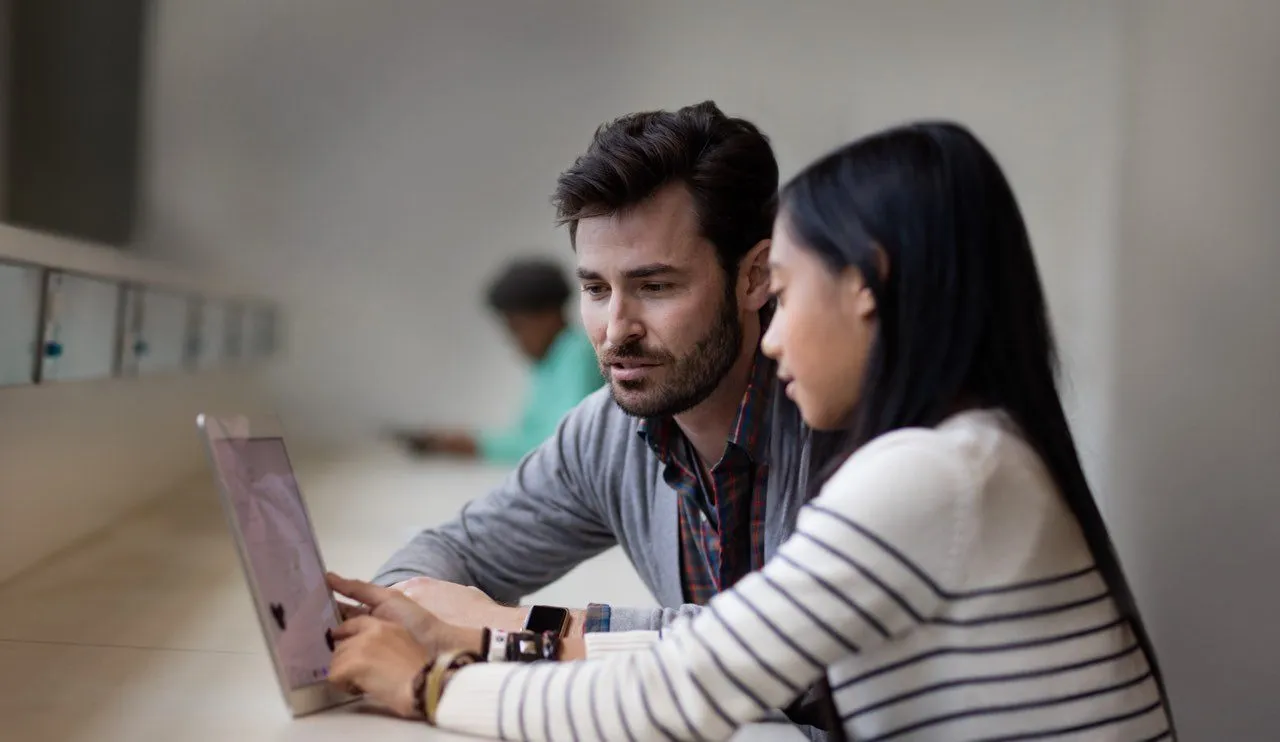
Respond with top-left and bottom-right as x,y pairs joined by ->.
477,326 -> 603,465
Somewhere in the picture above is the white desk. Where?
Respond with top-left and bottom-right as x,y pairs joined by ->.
0,451 -> 803,741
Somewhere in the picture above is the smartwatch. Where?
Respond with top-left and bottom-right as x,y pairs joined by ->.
523,605 -> 571,637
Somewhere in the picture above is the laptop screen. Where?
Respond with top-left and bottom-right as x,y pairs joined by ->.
209,435 -> 340,689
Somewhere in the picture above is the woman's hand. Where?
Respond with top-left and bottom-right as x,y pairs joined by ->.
328,616 -> 430,718
326,573 -> 483,657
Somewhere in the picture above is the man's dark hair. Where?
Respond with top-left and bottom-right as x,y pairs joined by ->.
552,101 -> 779,276
485,258 -> 571,314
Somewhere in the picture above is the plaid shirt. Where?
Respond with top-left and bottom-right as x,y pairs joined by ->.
639,349 -> 775,606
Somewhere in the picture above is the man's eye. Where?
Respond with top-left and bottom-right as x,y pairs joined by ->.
640,283 -> 671,293
581,284 -> 608,297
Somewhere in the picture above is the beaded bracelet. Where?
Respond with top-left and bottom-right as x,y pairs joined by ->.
487,628 -> 509,663
539,631 -> 559,661
507,631 -> 541,662
486,629 -> 560,662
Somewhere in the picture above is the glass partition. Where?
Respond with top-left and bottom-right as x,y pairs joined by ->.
194,299 -> 229,369
40,272 -> 123,383
248,305 -> 279,359
133,287 -> 194,375
224,303 -> 246,363
0,261 -> 43,386
2,260 -> 277,383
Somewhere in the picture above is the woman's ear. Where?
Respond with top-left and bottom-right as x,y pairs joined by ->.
739,238 -> 772,311
843,244 -> 886,319
840,268 -> 878,320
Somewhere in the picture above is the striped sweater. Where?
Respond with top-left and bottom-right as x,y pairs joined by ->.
436,410 -> 1173,741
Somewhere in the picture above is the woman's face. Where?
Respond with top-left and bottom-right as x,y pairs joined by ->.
761,219 -> 878,431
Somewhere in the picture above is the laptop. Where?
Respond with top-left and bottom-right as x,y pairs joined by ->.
196,413 -> 359,717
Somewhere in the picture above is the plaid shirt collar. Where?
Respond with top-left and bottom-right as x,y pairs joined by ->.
637,345 -> 775,472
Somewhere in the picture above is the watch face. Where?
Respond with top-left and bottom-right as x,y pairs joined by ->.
524,605 -> 569,634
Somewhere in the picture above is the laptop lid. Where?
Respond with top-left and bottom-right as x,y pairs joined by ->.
196,413 -> 356,717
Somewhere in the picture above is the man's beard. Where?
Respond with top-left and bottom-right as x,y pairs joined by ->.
600,291 -> 743,419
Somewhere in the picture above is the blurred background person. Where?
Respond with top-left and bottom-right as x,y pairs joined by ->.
391,257 -> 602,464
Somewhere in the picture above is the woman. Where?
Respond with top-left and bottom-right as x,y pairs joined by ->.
326,121 -> 1176,740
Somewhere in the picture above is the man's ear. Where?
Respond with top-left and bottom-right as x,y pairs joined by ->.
738,238 -> 772,311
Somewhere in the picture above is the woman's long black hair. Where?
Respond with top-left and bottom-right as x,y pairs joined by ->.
780,122 -> 1172,738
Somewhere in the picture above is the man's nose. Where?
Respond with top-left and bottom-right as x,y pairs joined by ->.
605,296 -> 644,348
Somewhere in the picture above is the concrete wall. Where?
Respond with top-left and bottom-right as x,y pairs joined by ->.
138,1 -> 1126,475
1110,1 -> 1280,736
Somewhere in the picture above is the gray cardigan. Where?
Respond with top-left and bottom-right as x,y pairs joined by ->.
373,381 -> 838,633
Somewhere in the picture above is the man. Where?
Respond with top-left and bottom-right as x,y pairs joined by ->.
393,257 -> 602,465
374,101 -> 838,727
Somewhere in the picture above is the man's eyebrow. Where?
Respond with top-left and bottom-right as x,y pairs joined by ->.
576,263 -> 683,281
623,263 -> 681,280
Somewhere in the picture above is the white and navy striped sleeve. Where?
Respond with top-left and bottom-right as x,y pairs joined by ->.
435,430 -> 978,741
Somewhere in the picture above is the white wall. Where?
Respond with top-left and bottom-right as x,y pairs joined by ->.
140,1 -> 1126,469
1110,1 -> 1280,736
140,0 -> 653,443
0,225 -> 269,583
620,0 -> 1127,494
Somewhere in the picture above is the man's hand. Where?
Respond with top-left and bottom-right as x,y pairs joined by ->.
393,577 -> 589,646
428,432 -> 479,458
387,429 -> 478,459
393,576 -> 527,631
328,573 -> 482,655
